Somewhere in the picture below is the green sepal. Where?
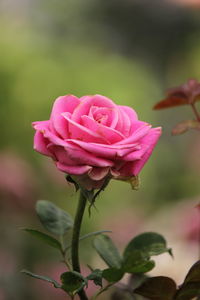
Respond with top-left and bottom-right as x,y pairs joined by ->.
65,175 -> 79,192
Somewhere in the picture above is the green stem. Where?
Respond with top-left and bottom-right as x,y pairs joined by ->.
71,190 -> 88,300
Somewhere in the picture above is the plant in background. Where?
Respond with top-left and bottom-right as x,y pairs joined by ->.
153,78 -> 200,135
22,93 -> 200,300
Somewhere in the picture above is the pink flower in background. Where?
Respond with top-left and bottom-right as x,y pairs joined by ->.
33,95 -> 161,190
101,209 -> 144,249
0,151 -> 37,212
179,203 -> 200,243
168,0 -> 200,7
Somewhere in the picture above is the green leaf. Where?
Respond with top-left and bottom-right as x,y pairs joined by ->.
93,234 -> 122,268
129,260 -> 155,274
21,270 -> 61,288
36,200 -> 73,236
102,268 -> 124,283
87,269 -> 103,287
124,232 -> 171,259
60,271 -> 87,295
134,276 -> 177,300
22,228 -> 61,250
123,251 -> 155,274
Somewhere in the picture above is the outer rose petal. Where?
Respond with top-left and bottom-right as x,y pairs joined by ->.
71,173 -> 106,190
119,127 -> 162,176
119,105 -> 138,121
56,162 -> 92,175
50,95 -> 80,138
47,145 -> 76,166
33,121 -> 68,147
33,131 -> 52,157
63,145 -> 114,167
66,139 -> 140,159
48,142 -> 114,168
123,144 -> 150,161
88,167 -> 110,181
116,123 -> 151,145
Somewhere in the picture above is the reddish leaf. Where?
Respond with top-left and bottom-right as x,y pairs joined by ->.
153,96 -> 188,110
153,79 -> 200,110
134,276 -> 177,300
171,120 -> 200,135
175,260 -> 200,300
183,260 -> 200,284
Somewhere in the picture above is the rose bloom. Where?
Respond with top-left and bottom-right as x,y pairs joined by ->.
33,95 -> 161,190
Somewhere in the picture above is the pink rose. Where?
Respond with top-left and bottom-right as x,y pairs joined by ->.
32,94 -> 161,190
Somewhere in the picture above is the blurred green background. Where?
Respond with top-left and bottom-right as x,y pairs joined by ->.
1,0 -> 200,299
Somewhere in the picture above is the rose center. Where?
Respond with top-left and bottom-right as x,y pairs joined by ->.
95,113 -> 108,125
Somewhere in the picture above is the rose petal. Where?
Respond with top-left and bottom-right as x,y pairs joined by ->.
88,167 -> 110,181
118,107 -> 131,137
56,162 -> 92,175
115,105 -> 138,137
33,121 -> 68,147
119,127 -> 162,176
62,112 -> 108,143
123,144 -> 150,161
50,95 -> 80,138
81,115 -> 125,144
33,131 -> 52,157
71,94 -> 116,123
71,173 -> 106,190
116,122 -> 151,145
63,145 -> 114,167
66,139 -> 140,159
47,145 -> 76,166
119,105 -> 138,121
89,106 -> 119,129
